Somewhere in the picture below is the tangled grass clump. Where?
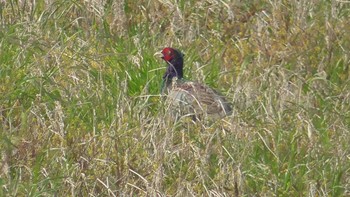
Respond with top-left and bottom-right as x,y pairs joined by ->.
1,0 -> 349,196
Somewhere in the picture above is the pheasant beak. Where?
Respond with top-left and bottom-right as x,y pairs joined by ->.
154,51 -> 164,59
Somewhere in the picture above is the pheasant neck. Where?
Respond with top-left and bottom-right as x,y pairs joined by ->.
164,61 -> 183,79
161,62 -> 183,93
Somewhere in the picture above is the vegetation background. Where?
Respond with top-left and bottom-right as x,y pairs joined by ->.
1,0 -> 349,196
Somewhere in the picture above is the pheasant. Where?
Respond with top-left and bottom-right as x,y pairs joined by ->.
156,47 -> 232,121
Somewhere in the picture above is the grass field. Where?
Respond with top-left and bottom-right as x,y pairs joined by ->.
1,0 -> 350,196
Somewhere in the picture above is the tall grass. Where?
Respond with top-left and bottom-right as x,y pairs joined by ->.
1,0 -> 349,196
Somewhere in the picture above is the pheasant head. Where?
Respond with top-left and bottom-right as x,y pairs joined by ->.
161,47 -> 184,80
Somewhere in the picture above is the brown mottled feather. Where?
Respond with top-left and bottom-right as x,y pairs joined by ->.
166,78 -> 232,120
